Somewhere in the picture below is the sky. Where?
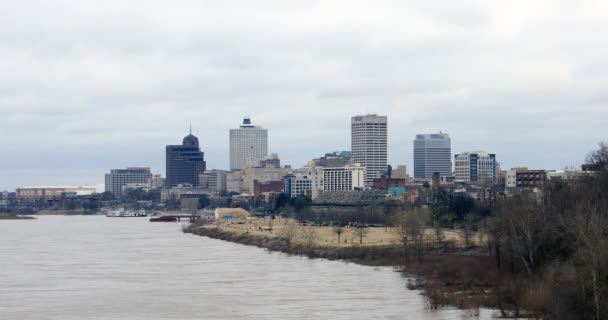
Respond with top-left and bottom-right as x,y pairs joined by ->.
1,0 -> 607,190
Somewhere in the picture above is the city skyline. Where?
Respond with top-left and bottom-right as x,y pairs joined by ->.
1,1 -> 607,190
1,115 -> 600,191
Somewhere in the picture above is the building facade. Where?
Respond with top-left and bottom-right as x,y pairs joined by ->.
322,164 -> 365,192
312,151 -> 352,167
198,170 -> 227,195
284,164 -> 324,199
259,153 -> 281,168
351,115 -> 387,186
454,152 -> 497,184
16,186 -> 97,200
166,132 -> 207,188
515,169 -> 547,188
229,118 -> 268,170
105,167 -> 153,198
413,133 -> 452,179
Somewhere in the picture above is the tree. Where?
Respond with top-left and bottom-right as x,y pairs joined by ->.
463,212 -> 476,246
572,201 -> 608,320
394,212 -> 410,264
352,206 -> 369,244
302,226 -> 318,254
352,224 -> 369,245
290,195 -> 311,214
281,221 -> 299,250
406,209 -> 428,264
333,222 -> 345,244
100,191 -> 114,201
504,199 -> 547,275
198,194 -> 210,209
275,193 -> 290,210
585,141 -> 608,166
449,193 -> 476,222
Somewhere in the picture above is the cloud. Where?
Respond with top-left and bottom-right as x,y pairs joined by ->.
0,0 -> 607,189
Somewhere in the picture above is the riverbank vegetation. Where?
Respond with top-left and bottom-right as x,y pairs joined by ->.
185,142 -> 608,319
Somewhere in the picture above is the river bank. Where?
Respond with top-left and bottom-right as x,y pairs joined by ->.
0,214 -> 37,220
183,221 -> 528,317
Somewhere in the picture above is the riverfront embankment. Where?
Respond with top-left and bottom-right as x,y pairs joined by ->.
0,214 -> 36,220
183,218 -> 522,316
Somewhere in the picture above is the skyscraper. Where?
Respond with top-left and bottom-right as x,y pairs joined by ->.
413,133 -> 451,179
351,114 -> 387,186
229,118 -> 268,170
105,167 -> 152,199
165,130 -> 206,188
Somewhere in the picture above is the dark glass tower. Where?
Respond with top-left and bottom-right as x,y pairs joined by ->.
165,131 -> 206,188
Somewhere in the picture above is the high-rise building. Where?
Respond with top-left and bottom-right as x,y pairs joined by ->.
229,118 -> 268,170
105,167 -> 153,198
323,164 -> 366,192
413,133 -> 451,179
165,131 -> 206,188
454,152 -> 496,184
351,114 -> 387,186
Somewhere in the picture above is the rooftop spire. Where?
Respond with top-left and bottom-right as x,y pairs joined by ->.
189,122 -> 192,135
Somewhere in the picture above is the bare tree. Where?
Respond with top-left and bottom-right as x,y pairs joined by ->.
585,141 -> 608,166
394,209 -> 428,264
333,223 -> 345,244
281,221 -> 299,250
407,209 -> 428,264
267,216 -> 273,232
463,212 -> 475,246
505,200 -> 547,275
352,224 -> 369,244
394,212 -> 410,264
573,201 -> 608,320
302,226 -> 318,254
352,207 -> 369,244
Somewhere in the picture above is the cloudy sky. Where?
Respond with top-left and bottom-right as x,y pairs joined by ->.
1,0 -> 607,190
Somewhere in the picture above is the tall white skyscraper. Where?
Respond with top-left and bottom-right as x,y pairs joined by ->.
413,133 -> 451,179
351,114 -> 388,186
229,118 -> 268,170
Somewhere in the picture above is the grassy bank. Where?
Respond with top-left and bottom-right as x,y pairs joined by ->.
183,219 -> 529,316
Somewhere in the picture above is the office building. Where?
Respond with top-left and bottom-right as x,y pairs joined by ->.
454,152 -> 497,184
312,151 -> 352,167
198,170 -> 227,195
166,130 -> 207,188
323,164 -> 365,192
105,167 -> 153,198
351,115 -> 387,186
284,164 -> 324,199
392,165 -> 408,179
16,186 -> 97,200
259,153 -> 281,168
229,118 -> 268,170
413,133 -> 451,179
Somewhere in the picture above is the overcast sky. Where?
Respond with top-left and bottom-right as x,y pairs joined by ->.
1,0 -> 607,190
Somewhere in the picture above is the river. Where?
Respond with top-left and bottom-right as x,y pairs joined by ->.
0,216 -> 497,319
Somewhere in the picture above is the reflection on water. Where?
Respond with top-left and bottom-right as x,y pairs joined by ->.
0,216 -> 496,319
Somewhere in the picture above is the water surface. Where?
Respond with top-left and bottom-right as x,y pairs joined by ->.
0,216 -> 495,319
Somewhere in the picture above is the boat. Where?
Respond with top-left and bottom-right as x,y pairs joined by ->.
106,209 -> 147,217
149,215 -> 178,222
